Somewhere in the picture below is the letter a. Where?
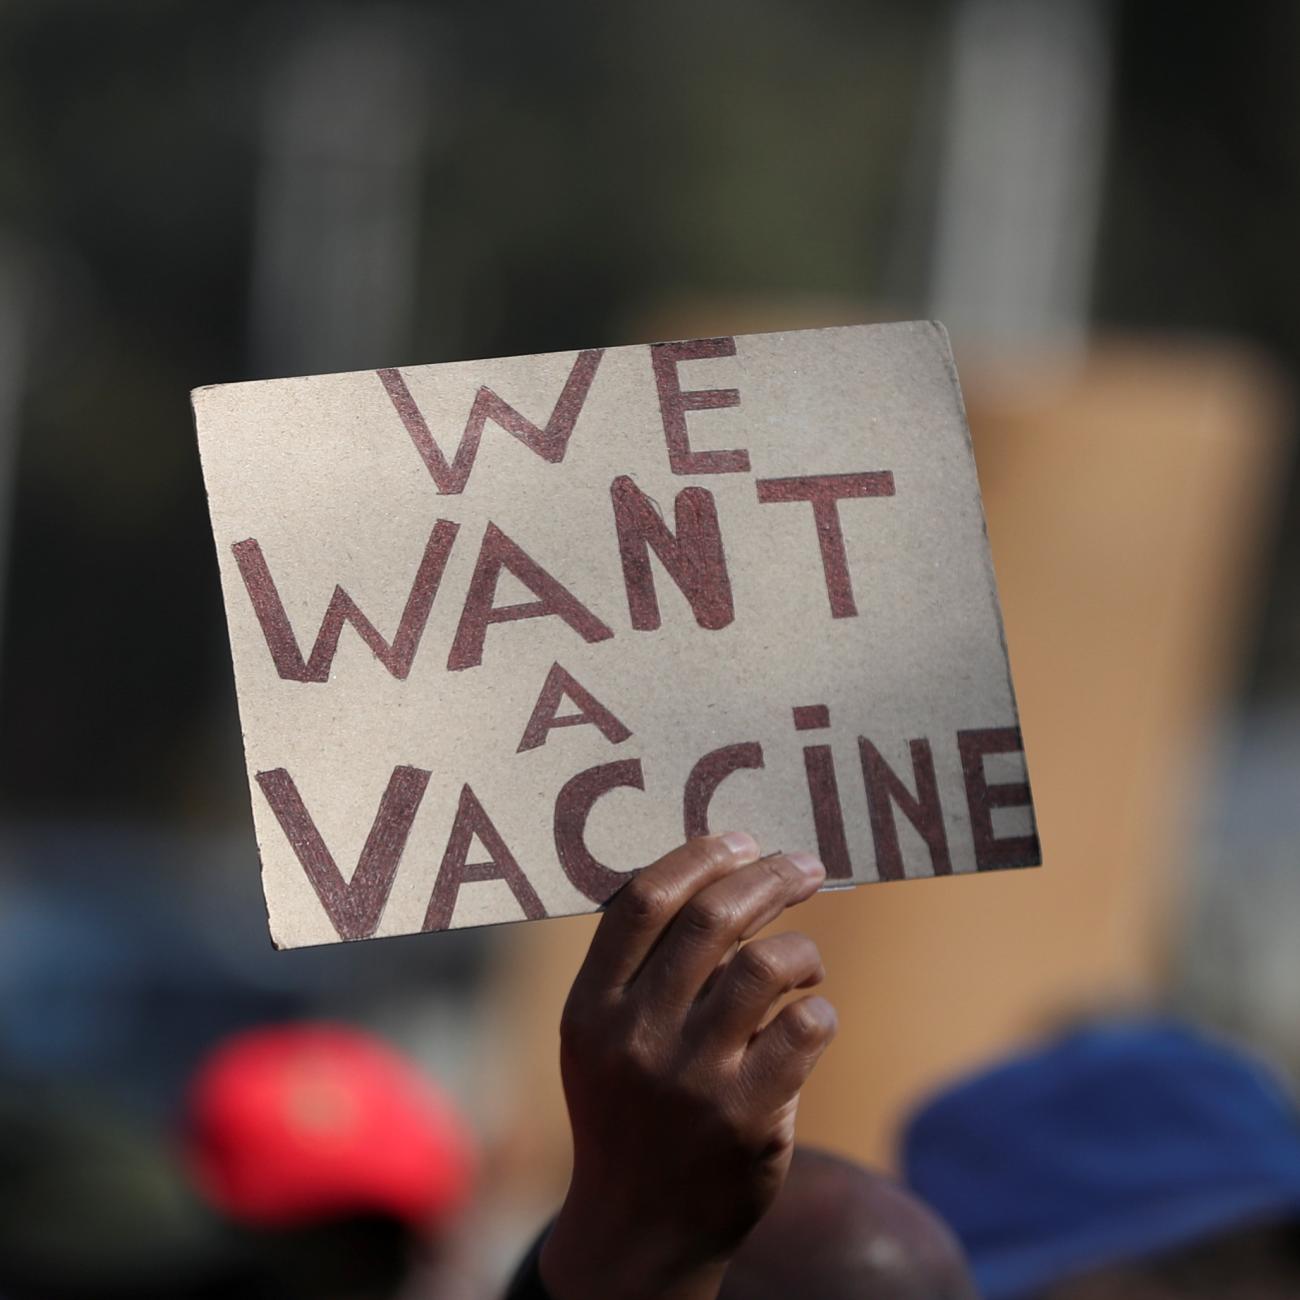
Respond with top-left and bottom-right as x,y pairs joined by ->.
423,786 -> 547,931
447,523 -> 613,671
517,662 -> 632,753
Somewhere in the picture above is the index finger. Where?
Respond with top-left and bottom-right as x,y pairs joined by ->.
572,832 -> 761,994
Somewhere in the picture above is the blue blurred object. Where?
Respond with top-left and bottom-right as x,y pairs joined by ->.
902,1019 -> 1300,1299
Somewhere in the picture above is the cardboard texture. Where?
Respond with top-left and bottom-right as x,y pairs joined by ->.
193,322 -> 1038,949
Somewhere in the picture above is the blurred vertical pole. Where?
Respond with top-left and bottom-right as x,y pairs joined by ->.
929,0 -> 1111,358
249,5 -> 434,378
0,244 -> 27,686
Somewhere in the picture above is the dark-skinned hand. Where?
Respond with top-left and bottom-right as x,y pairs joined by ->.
539,832 -> 834,1300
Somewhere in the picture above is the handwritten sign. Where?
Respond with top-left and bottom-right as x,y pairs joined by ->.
194,322 -> 1039,949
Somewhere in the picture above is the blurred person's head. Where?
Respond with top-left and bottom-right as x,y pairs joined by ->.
903,1019 -> 1300,1300
184,1022 -> 475,1299
719,1146 -> 977,1299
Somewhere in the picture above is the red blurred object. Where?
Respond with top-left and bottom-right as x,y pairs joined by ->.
185,1022 -> 475,1230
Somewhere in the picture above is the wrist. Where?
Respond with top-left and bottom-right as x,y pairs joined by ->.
539,1198 -> 728,1300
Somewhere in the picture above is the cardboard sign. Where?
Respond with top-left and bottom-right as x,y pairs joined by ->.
194,322 -> 1039,949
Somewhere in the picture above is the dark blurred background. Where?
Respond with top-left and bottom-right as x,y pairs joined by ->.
0,0 -> 1299,1294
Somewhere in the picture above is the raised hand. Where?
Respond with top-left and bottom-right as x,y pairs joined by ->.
539,833 -> 833,1300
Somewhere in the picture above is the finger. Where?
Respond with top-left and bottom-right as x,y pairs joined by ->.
696,938 -> 741,1001
688,931 -> 825,1052
572,833 -> 760,994
636,852 -> 825,1008
742,994 -> 838,1107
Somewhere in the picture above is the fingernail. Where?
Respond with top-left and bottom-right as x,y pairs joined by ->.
788,851 -> 826,882
718,830 -> 759,860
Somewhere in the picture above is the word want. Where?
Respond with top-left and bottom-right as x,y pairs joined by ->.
231,338 -> 895,680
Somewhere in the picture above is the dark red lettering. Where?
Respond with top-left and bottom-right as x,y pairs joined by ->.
802,743 -> 853,880
610,475 -> 734,631
517,662 -> 632,753
756,472 -> 895,618
378,350 -> 604,494
792,703 -> 831,731
650,337 -> 749,475
957,726 -> 1039,870
423,785 -> 546,930
447,523 -> 614,671
554,759 -> 645,902
859,737 -> 951,880
256,765 -> 430,942
683,741 -> 765,838
233,522 -> 459,683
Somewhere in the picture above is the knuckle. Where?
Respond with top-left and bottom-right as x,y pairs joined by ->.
680,893 -> 738,938
582,1020 -> 655,1084
734,941 -> 783,989
620,875 -> 673,927
786,998 -> 837,1048
618,1035 -> 658,1081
